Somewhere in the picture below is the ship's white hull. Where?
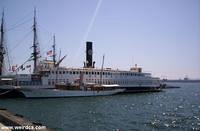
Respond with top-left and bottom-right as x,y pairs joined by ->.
0,83 -> 162,98
18,88 -> 125,98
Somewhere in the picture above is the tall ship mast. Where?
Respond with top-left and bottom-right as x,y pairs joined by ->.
52,35 -> 56,67
0,11 -> 5,76
31,9 -> 40,73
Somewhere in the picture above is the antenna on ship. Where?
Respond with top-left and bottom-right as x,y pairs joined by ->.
0,10 -> 5,76
52,34 -> 56,67
100,54 -> 105,85
58,49 -> 61,63
31,8 -> 40,73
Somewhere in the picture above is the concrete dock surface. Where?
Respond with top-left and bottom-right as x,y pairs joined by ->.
0,108 -> 51,131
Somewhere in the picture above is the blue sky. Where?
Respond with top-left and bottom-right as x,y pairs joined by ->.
0,0 -> 200,79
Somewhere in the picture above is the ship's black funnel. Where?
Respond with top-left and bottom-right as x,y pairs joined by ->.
84,41 -> 95,68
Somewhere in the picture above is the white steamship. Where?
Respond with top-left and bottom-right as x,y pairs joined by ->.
0,10 -> 161,98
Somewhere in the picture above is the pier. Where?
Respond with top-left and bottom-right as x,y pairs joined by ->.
0,108 -> 51,131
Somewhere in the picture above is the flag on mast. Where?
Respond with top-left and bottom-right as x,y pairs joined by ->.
47,50 -> 53,56
26,65 -> 31,68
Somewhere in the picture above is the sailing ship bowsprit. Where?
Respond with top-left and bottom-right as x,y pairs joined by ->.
0,10 -> 162,98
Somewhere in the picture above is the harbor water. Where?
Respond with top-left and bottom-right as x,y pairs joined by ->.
0,82 -> 200,131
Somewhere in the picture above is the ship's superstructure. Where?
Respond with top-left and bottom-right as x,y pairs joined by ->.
11,40 -> 160,88
10,41 -> 160,92
42,66 -> 160,87
40,41 -> 160,91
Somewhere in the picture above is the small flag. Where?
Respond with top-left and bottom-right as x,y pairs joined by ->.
47,50 -> 53,56
20,65 -> 23,69
11,66 -> 15,72
26,65 -> 31,68
11,65 -> 18,72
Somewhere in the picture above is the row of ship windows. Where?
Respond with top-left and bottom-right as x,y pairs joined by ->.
47,79 -> 152,85
17,81 -> 41,86
50,70 -> 143,77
